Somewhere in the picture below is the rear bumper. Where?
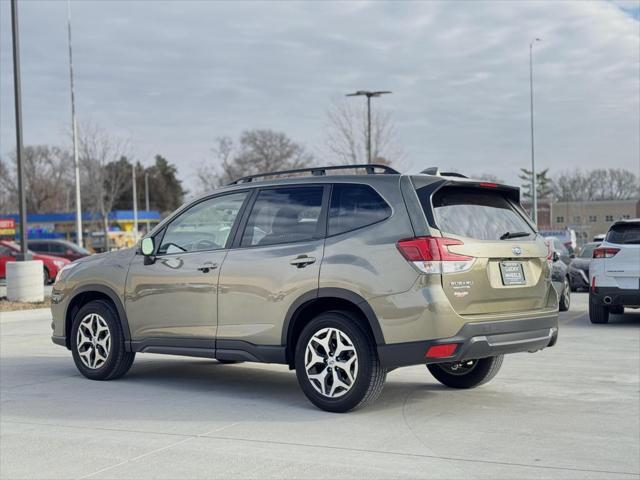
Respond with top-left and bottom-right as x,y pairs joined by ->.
590,287 -> 640,307
377,314 -> 558,369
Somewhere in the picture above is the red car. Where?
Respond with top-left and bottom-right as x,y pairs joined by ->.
0,240 -> 70,284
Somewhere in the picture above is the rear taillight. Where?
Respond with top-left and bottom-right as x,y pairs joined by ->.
544,240 -> 553,262
396,236 -> 475,274
593,247 -> 620,258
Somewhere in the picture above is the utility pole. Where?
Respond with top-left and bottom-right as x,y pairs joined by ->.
346,90 -> 392,163
67,0 -> 83,248
132,164 -> 138,241
144,172 -> 150,233
11,0 -> 29,260
529,38 -> 541,225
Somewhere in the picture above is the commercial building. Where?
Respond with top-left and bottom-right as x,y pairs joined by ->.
544,199 -> 639,244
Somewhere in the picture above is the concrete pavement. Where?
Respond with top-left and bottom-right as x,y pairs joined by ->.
1,293 -> 638,479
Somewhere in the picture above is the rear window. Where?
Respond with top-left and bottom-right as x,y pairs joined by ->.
430,187 -> 535,241
328,184 -> 391,236
606,223 -> 640,245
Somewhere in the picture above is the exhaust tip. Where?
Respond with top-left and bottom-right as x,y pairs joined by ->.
604,296 -> 612,304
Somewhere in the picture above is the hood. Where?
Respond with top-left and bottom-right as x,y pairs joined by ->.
74,247 -> 137,266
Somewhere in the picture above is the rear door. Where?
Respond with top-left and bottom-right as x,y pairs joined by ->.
217,185 -> 327,346
603,221 -> 640,290
424,185 -> 550,315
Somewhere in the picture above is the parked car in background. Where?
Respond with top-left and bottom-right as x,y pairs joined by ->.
593,234 -> 605,242
0,240 -> 70,284
589,219 -> 640,323
568,242 -> 600,291
545,236 -> 571,311
28,239 -> 91,261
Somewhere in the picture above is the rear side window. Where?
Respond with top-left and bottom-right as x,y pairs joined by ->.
241,186 -> 324,247
328,184 -> 391,236
30,242 -> 49,253
430,187 -> 535,241
606,223 -> 640,245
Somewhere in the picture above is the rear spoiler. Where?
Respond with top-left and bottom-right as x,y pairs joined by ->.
411,175 -> 521,204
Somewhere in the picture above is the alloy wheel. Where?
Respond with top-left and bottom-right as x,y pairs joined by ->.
76,313 -> 111,369
304,327 -> 358,398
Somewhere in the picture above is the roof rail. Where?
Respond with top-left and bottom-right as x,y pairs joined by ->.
228,163 -> 400,185
420,167 -> 468,179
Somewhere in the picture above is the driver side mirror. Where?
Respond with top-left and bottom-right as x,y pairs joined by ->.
141,237 -> 156,265
552,251 -> 560,263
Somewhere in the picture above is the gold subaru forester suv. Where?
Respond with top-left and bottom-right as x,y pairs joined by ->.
51,165 -> 559,412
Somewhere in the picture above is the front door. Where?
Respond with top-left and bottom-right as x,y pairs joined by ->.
217,185 -> 327,346
125,191 -> 250,345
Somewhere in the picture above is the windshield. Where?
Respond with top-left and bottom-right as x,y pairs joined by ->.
606,223 -> 640,245
4,241 -> 34,254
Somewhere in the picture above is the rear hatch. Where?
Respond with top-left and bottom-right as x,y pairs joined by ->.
601,221 -> 640,289
414,181 -> 550,315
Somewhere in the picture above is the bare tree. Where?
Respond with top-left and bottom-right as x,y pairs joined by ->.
324,98 -> 404,166
78,123 -> 133,250
553,169 -> 640,201
197,130 -> 314,192
0,145 -> 73,214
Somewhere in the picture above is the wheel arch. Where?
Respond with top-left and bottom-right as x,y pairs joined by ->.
64,284 -> 131,349
282,288 -> 385,367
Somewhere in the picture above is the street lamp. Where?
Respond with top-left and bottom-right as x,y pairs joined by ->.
10,0 -> 29,261
529,38 -> 541,225
346,90 -> 392,163
67,0 -> 83,248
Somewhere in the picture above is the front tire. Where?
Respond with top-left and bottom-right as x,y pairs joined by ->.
71,300 -> 135,380
295,311 -> 386,413
589,300 -> 609,324
559,277 -> 571,312
428,355 -> 504,389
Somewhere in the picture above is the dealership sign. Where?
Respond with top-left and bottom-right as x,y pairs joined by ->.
0,218 -> 16,236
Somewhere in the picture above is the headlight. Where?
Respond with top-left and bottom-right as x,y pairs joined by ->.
55,262 -> 78,283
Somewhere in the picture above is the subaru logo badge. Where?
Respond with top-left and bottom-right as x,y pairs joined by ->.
512,246 -> 522,255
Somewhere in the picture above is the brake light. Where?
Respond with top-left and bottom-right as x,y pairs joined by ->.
479,182 -> 498,188
426,343 -> 458,358
396,236 -> 475,274
544,239 -> 553,261
593,247 -> 620,258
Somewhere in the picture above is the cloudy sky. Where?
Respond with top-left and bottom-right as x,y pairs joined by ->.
1,0 -> 638,191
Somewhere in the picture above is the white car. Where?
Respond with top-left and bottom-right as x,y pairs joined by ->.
589,219 -> 640,323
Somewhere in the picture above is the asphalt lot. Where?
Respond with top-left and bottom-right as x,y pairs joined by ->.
0,292 -> 638,479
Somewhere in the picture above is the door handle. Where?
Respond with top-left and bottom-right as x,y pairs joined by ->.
197,263 -> 218,273
290,255 -> 316,268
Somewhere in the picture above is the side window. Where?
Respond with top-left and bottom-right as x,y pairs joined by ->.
0,245 -> 13,256
158,191 -> 248,255
240,186 -> 324,247
50,243 -> 65,254
328,184 -> 391,236
32,243 -> 48,253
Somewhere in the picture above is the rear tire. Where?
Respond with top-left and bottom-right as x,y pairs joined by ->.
559,277 -> 571,312
71,300 -> 135,380
428,355 -> 503,389
43,267 -> 51,285
295,311 -> 386,413
589,300 -> 609,324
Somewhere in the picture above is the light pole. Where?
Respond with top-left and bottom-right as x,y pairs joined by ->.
10,0 -> 29,260
144,172 -> 150,233
346,90 -> 391,163
529,38 -> 541,225
132,164 -> 138,241
67,0 -> 83,248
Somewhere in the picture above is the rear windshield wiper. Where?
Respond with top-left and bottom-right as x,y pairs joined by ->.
500,231 -> 531,240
